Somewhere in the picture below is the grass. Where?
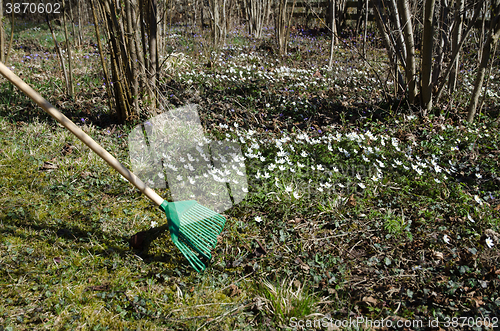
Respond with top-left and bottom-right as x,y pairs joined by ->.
0,18 -> 499,330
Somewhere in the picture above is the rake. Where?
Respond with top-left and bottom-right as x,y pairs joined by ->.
0,61 -> 226,272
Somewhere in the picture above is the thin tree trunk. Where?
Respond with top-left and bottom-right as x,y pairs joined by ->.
77,0 -> 83,47
374,0 -> 404,96
47,16 -> 70,94
448,0 -> 464,93
435,1 -> 482,102
125,1 -> 140,116
68,0 -> 79,49
421,0 -> 436,113
62,0 -> 74,97
126,0 -> 139,116
467,1 -> 500,122
148,0 -> 158,110
329,0 -> 337,69
363,0 -> 368,57
388,0 -> 407,61
0,0 -> 4,63
90,0 -> 113,114
4,9 -> 14,65
397,0 -> 417,104
139,0 -> 149,72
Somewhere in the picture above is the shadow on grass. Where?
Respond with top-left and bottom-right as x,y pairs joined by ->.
0,211 -> 197,274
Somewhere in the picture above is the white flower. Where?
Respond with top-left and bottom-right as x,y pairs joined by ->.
467,213 -> 475,223
317,164 -> 324,171
262,172 -> 271,179
474,195 -> 483,205
356,173 -> 361,181
255,216 -> 263,223
485,237 -> 494,248
443,234 -> 451,244
332,166 -> 339,172
279,165 -> 286,171
151,221 -> 158,228
242,187 -> 248,193
285,185 -> 293,193
301,151 -> 308,157
176,175 -> 183,181
434,178 -> 441,183
268,163 -> 276,171
476,173 -> 482,179
358,183 -> 366,189
317,187 -> 324,192
338,183 -> 345,188
293,191 -> 301,199
158,172 -> 164,179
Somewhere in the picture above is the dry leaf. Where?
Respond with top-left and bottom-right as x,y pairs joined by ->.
362,296 -> 378,306
295,257 -> 310,271
61,143 -> 74,156
228,284 -> 241,297
432,251 -> 444,260
347,194 -> 356,207
40,161 -> 58,171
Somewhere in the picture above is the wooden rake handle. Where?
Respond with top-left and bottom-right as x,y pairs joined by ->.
0,61 -> 164,206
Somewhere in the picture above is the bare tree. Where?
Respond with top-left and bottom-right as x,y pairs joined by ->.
62,0 -> 75,97
90,0 -> 113,114
0,0 -> 4,63
397,0 -> 417,104
467,0 -> 500,122
421,0 -> 436,113
275,0 -> 296,56
208,0 -> 227,47
245,0 -> 270,38
47,16 -> 70,95
328,0 -> 337,69
448,0 -> 465,93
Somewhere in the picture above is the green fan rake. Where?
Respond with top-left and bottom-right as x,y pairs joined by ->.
0,61 -> 226,272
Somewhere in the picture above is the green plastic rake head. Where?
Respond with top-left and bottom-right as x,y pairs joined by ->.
160,200 -> 226,272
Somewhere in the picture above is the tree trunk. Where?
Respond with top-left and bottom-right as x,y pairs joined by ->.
328,0 -> 337,69
62,0 -> 74,97
448,0 -> 464,93
90,0 -> 113,115
467,0 -> 500,122
0,0 -> 4,63
363,0 -> 368,57
4,9 -> 14,65
397,0 -> 417,104
421,0 -> 436,113
47,16 -> 70,94
68,0 -> 79,49
126,0 -> 139,116
148,0 -> 158,110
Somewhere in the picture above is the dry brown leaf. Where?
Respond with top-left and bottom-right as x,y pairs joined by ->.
432,251 -> 444,260
347,194 -> 356,207
362,296 -> 378,306
40,161 -> 58,171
